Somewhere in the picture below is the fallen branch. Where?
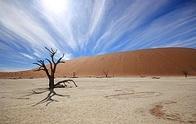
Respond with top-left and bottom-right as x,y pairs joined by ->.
54,79 -> 78,88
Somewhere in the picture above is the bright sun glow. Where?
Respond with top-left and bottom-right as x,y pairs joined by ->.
42,0 -> 69,15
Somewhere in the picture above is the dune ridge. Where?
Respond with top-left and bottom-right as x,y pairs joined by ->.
0,47 -> 196,78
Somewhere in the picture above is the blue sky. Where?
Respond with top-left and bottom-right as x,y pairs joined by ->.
0,0 -> 196,71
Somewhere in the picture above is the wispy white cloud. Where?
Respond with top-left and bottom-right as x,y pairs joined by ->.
5,4 -> 59,46
20,53 -> 34,60
0,0 -> 195,71
93,0 -> 170,52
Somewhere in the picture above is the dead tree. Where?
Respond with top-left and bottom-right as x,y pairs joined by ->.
33,47 -> 77,89
182,71 -> 188,78
103,69 -> 109,78
72,72 -> 77,78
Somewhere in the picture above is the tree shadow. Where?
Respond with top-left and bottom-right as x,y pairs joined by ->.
32,88 -> 70,106
23,88 -> 70,106
22,79 -> 77,106
24,88 -> 49,97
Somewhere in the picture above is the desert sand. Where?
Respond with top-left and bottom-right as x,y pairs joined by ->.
0,47 -> 196,79
1,77 -> 196,124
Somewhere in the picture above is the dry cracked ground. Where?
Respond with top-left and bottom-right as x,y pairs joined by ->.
0,77 -> 196,124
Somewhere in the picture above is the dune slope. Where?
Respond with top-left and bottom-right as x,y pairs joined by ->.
0,47 -> 196,78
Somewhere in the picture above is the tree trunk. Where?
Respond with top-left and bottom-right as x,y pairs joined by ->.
33,47 -> 66,89
49,77 -> 54,89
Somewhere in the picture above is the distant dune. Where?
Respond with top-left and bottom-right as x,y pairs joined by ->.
0,47 -> 196,78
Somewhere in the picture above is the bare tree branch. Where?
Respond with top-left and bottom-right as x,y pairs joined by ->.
33,62 -> 42,67
50,48 -> 57,54
34,59 -> 50,78
45,47 -> 55,54
56,54 -> 64,64
55,79 -> 78,88
45,47 -> 57,65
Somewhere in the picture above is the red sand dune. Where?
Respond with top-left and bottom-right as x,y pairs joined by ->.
0,47 -> 196,78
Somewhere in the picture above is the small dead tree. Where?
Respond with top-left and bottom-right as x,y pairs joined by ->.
33,47 -> 77,89
182,71 -> 188,78
103,69 -> 109,78
72,72 -> 77,78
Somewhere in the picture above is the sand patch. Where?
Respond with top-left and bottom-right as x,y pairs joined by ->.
150,100 -> 196,124
1,77 -> 196,124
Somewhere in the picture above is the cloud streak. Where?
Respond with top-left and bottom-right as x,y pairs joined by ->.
0,0 -> 196,71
